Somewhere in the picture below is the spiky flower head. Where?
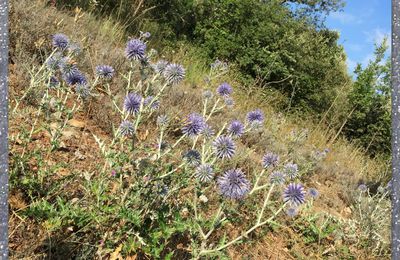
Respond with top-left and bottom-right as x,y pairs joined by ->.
144,96 -> 160,111
203,90 -> 213,99
283,183 -> 306,206
211,59 -> 228,71
182,113 -> 205,137
68,43 -> 81,56
216,82 -> 233,97
64,70 -> 87,86
163,63 -> 185,85
246,109 -> 264,123
308,188 -> 319,199
125,39 -> 146,60
46,52 -> 65,70
142,31 -> 151,38
284,163 -> 298,179
183,149 -> 201,166
154,60 -> 169,74
213,135 -> 236,159
224,97 -> 234,107
286,207 -> 298,217
358,184 -> 368,192
228,120 -> 244,137
124,93 -> 142,115
262,152 -> 279,168
217,169 -> 250,200
119,120 -> 135,136
96,65 -> 115,79
269,171 -> 286,185
195,164 -> 214,182
75,83 -> 90,99
201,124 -> 215,139
52,33 -> 69,50
157,115 -> 169,128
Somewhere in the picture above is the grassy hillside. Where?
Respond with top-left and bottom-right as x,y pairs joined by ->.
9,0 -> 390,259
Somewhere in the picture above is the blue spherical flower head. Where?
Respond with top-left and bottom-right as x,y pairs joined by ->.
157,115 -> 169,128
201,124 -> 215,139
286,207 -> 298,217
283,183 -> 306,206
246,109 -> 264,124
52,33 -> 69,50
124,93 -> 142,115
64,69 -> 87,86
195,164 -> 214,182
48,76 -> 60,88
125,39 -> 146,60
96,65 -> 115,79
308,188 -> 319,199
262,152 -> 279,168
203,90 -> 213,99
182,113 -> 205,137
224,97 -> 234,108
183,149 -> 201,166
358,184 -> 368,192
46,52 -> 65,70
228,120 -> 244,137
153,60 -> 169,74
218,169 -> 250,200
284,163 -> 298,179
75,83 -> 90,99
163,63 -> 185,85
216,82 -> 233,97
269,171 -> 286,185
213,135 -> 236,159
142,31 -> 151,38
144,96 -> 160,111
119,120 -> 135,136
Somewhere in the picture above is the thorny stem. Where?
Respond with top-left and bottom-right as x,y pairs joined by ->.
157,162 -> 185,179
250,169 -> 266,195
157,128 -> 164,159
206,98 -> 220,122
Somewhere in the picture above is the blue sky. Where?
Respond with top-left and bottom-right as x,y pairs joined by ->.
325,0 -> 391,73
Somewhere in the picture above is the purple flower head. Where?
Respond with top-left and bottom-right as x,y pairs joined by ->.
217,169 -> 250,200
213,135 -> 236,159
75,83 -> 90,99
124,93 -> 142,115
358,184 -> 368,192
111,170 -> 117,177
144,96 -> 160,111
68,43 -> 81,55
125,39 -> 146,60
203,90 -> 213,99
182,113 -> 205,137
163,63 -> 185,85
154,60 -> 169,74
201,124 -> 215,139
183,150 -> 201,166
119,120 -> 135,136
64,69 -> 87,86
286,207 -> 298,217
246,109 -> 264,123
269,171 -> 286,185
142,32 -> 151,38
157,115 -> 169,128
224,97 -> 234,107
228,120 -> 244,137
284,163 -> 298,179
283,183 -> 306,206
52,33 -> 69,50
195,164 -> 214,182
308,188 -> 319,199
46,52 -> 65,70
216,82 -> 233,97
262,152 -> 279,168
96,65 -> 114,79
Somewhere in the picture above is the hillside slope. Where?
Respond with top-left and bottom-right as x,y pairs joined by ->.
9,0 -> 390,259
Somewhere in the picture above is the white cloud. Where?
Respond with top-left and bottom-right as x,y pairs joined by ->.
364,28 -> 390,45
347,43 -> 363,52
330,12 -> 363,25
346,57 -> 357,73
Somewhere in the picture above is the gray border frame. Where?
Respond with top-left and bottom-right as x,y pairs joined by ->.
393,1 -> 400,259
0,0 -> 8,258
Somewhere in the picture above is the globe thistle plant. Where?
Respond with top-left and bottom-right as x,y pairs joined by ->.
157,115 -> 169,128
195,164 -> 214,182
144,96 -> 160,111
283,183 -> 306,206
46,52 -> 65,70
308,188 -> 319,199
125,39 -> 146,60
183,150 -> 201,166
52,33 -> 69,50
201,124 -> 215,139
64,70 -> 87,86
153,60 -> 169,74
182,113 -> 206,138
95,65 -> 114,79
68,43 -> 82,56
119,120 -> 135,136
358,184 -> 368,192
124,92 -> 142,115
269,171 -> 286,185
286,207 -> 298,217
224,97 -> 234,108
246,109 -> 264,124
262,152 -> 279,168
284,163 -> 299,179
216,82 -> 233,97
75,83 -> 90,99
217,169 -> 251,200
228,120 -> 244,137
48,76 -> 60,88
213,135 -> 236,159
203,90 -> 213,99
163,63 -> 185,85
